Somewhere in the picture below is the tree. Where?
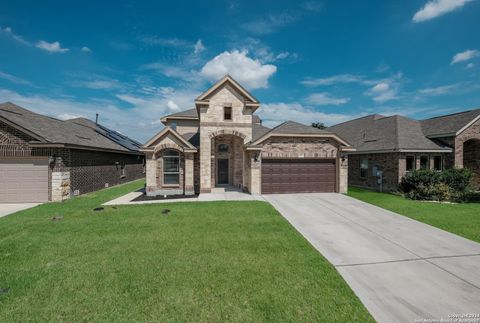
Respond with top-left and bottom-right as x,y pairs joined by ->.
312,122 -> 327,130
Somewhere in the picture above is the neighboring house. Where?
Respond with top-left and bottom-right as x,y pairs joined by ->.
0,102 -> 144,203
142,75 -> 354,196
328,109 -> 480,191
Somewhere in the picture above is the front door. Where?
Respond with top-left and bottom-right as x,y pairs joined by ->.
217,159 -> 229,185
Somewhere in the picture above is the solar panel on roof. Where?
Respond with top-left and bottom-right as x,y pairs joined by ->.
95,124 -> 142,151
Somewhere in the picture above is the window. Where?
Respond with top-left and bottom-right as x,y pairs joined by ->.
360,159 -> 368,178
420,156 -> 429,169
120,164 -> 127,178
163,150 -> 180,185
218,144 -> 229,152
406,156 -> 415,171
433,156 -> 443,171
224,107 -> 232,120
170,122 -> 177,130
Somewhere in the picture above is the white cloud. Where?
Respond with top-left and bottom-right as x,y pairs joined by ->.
418,84 -> 459,96
0,70 -> 34,86
142,62 -> 197,81
139,36 -> 191,48
70,78 -> 123,90
167,100 -> 180,111
466,63 -> 475,69
236,37 -> 297,63
451,49 -> 479,64
241,12 -> 297,35
194,39 -> 205,54
36,40 -> 69,53
0,26 -> 30,46
301,74 -> 363,87
0,86 -> 199,142
200,50 -> 277,89
365,81 -> 399,102
305,92 -> 350,106
81,46 -> 91,53
413,0 -> 473,22
301,1 -> 323,12
258,102 -> 361,128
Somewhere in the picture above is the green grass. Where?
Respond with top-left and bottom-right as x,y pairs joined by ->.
0,181 -> 373,322
348,186 -> 480,243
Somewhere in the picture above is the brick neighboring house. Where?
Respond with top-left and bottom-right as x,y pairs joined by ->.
328,109 -> 480,191
142,75 -> 355,196
0,102 -> 145,202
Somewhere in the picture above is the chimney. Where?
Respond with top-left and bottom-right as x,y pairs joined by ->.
95,113 -> 99,124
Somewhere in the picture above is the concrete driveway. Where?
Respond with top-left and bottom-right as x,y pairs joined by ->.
0,203 -> 40,218
264,193 -> 480,323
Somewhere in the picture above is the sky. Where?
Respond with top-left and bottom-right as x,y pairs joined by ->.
0,0 -> 479,142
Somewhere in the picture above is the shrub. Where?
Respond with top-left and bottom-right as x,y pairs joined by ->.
440,168 -> 472,192
399,168 -> 473,202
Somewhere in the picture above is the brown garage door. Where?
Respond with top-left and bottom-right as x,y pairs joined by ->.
0,159 -> 49,203
262,159 -> 336,194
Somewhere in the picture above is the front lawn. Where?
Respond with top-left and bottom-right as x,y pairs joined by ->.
0,181 -> 373,322
348,186 -> 480,243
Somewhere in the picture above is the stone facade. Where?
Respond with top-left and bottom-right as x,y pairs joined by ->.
1,120 -> 144,202
198,83 -> 253,193
210,134 -> 244,188
144,76 -> 352,196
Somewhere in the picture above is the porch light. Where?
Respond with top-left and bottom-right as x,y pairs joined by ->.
48,155 -> 56,165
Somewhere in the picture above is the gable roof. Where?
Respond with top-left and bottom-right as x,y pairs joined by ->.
251,120 -> 353,148
420,108 -> 480,137
195,75 -> 259,105
160,108 -> 198,124
328,114 -> 451,153
0,102 -> 141,153
142,126 -> 197,152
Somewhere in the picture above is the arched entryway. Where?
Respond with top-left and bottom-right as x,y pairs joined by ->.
463,139 -> 480,189
210,133 -> 245,189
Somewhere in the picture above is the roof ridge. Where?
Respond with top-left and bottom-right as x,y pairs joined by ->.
422,108 -> 480,121
329,114 -> 383,128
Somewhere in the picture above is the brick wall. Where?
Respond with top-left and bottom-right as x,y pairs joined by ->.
68,149 -> 144,196
350,152 -> 451,192
348,153 -> 400,191
1,120 -> 144,200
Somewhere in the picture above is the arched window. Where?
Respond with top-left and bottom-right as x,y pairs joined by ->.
218,144 -> 229,152
163,150 -> 180,185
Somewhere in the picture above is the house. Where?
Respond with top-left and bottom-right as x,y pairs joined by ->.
0,102 -> 144,202
142,75 -> 354,196
328,109 -> 480,191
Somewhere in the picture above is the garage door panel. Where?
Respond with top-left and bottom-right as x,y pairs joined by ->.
0,159 -> 48,203
262,159 -> 336,194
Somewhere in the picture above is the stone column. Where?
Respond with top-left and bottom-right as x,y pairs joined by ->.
145,152 -> 157,195
184,152 -> 195,195
338,153 -> 348,194
455,138 -> 464,168
250,151 -> 261,195
200,130 -> 212,193
52,171 -> 71,202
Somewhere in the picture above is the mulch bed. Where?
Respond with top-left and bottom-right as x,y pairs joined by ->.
132,194 -> 198,202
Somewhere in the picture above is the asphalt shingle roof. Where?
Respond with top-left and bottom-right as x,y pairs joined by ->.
420,109 -> 480,137
328,114 -> 450,152
162,108 -> 198,119
269,120 -> 329,135
0,102 -> 141,152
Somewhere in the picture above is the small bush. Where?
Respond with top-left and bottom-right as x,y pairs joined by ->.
399,168 -> 473,202
441,168 -> 472,192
